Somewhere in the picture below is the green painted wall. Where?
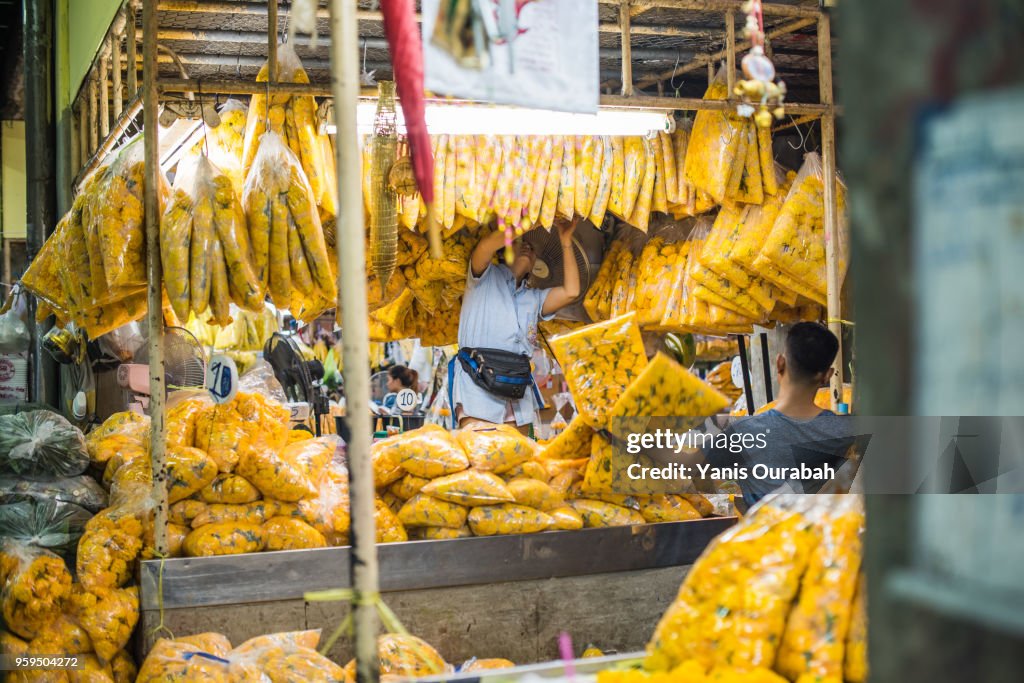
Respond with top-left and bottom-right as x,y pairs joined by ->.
2,121 -> 26,240
64,0 -> 121,107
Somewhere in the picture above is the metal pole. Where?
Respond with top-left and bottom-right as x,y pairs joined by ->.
127,5 -> 138,95
142,0 -> 169,555
619,1 -> 633,97
23,0 -> 58,405
818,11 -> 843,410
736,334 -> 755,415
327,1 -> 378,681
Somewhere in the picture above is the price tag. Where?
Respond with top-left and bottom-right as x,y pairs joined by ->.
206,354 -> 239,404
395,388 -> 418,412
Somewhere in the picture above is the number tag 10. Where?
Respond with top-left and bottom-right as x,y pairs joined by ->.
206,354 -> 239,404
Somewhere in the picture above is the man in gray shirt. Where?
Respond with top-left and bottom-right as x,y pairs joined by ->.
699,323 -> 854,504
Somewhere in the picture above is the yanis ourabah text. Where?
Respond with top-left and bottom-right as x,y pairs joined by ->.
626,462 -> 837,482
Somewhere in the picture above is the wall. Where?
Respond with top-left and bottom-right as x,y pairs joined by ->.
63,0 -> 121,108
1,120 -> 25,240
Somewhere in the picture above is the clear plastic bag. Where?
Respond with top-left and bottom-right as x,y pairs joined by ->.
844,574 -> 868,683
682,74 -> 747,203
23,614 -> 93,658
183,521 -> 267,557
200,473 -> 262,505
86,411 -> 149,464
412,525 -> 473,540
236,435 -> 336,502
548,312 -> 648,429
569,499 -> 645,528
397,493 -> 469,529
639,495 -> 703,524
87,135 -> 148,292
0,487 -> 96,556
776,497 -> 865,681
501,460 -> 549,483
0,474 -> 107,513
377,424 -> 469,479
0,541 -> 73,639
645,495 -> 826,672
606,352 -> 731,441
263,516 -> 327,551
355,633 -> 448,679
194,391 -> 291,473
243,131 -> 336,318
467,503 -> 553,536
68,584 -> 139,663
76,487 -> 151,590
454,424 -> 536,474
0,411 -> 89,477
755,152 -> 849,303
297,462 -> 350,543
190,500 -> 293,528
232,631 -> 349,682
135,635 -> 231,683
506,478 -> 564,512
548,505 -> 584,530
420,470 -> 516,506
389,473 -> 430,501
374,496 -> 408,543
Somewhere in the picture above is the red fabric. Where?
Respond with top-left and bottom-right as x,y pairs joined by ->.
380,0 -> 434,203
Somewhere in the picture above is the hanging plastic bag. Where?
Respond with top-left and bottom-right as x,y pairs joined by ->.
467,504 -> 554,536
0,411 -> 89,477
88,135 -> 148,292
419,470 -> 516,506
645,495 -> 825,672
682,73 -> 747,203
549,312 -> 648,429
776,497 -> 865,681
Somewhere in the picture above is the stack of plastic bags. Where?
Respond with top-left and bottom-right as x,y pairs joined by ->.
632,494 -> 866,683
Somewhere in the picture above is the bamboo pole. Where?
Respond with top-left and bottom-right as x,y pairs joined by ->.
77,102 -> 89,174
725,9 -> 735,94
88,77 -> 98,154
112,29 -> 123,118
633,17 -> 815,88
126,5 -> 138,95
74,96 -> 143,187
818,12 -> 843,410
142,0 -> 168,555
70,107 -> 81,175
99,52 -> 110,139
327,2 -> 378,682
595,0 -> 820,19
620,1 -> 634,97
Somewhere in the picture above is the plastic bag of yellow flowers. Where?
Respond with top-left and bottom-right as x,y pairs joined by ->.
468,503 -> 554,535
420,470 -> 516,506
76,486 -> 152,591
645,494 -> 824,673
236,435 -> 337,502
376,424 -> 470,479
454,423 -> 537,473
67,584 -> 139,663
85,411 -> 149,464
193,391 -> 290,472
343,633 -> 449,680
549,312 -> 648,429
0,542 -> 73,640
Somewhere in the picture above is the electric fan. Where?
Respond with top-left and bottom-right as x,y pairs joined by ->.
117,326 -> 207,412
369,371 -> 391,403
263,332 -> 330,435
523,219 -> 607,322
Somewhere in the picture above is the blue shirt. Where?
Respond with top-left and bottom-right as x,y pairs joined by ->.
452,263 -> 552,426
704,409 -> 853,504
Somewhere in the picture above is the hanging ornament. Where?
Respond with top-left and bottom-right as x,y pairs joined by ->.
735,0 -> 787,128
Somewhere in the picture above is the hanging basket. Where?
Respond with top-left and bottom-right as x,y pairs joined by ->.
389,141 -> 418,196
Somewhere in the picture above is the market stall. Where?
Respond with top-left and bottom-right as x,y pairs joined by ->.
3,0 -> 853,681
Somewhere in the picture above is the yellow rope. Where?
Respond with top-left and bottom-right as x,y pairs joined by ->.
826,317 -> 855,326
147,552 -> 176,641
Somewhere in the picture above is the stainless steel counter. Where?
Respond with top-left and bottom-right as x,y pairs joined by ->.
139,517 -> 734,610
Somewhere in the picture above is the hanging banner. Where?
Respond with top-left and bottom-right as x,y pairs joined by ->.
423,0 -> 599,114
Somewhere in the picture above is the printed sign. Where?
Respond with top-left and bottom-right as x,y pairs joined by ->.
396,388 -> 419,412
206,354 -> 239,405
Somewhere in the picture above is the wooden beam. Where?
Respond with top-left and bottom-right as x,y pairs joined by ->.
596,0 -> 820,19
99,53 -> 110,139
725,9 -> 736,95
112,31 -> 123,118
817,12 -> 844,410
126,5 -> 138,95
620,2 -> 634,97
88,77 -> 98,154
634,17 -> 815,88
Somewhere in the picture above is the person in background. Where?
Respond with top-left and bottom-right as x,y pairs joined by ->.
382,365 -> 419,414
451,217 -> 581,434
673,322 -> 854,505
